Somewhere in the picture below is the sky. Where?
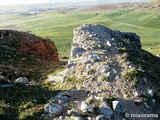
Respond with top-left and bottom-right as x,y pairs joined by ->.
0,0 -> 93,5
0,0 -> 151,5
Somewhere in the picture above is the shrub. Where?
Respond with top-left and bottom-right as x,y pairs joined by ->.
131,77 -> 138,88
121,68 -> 139,80
87,69 -> 96,75
98,75 -> 109,82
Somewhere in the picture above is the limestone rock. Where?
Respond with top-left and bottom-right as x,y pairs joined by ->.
112,100 -> 125,113
67,108 -> 81,116
70,116 -> 84,120
80,101 -> 94,113
45,103 -> 63,117
14,77 -> 29,86
70,47 -> 85,58
96,115 -> 106,120
99,102 -> 113,119
51,94 -> 69,106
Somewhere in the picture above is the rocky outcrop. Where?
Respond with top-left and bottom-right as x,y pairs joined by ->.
0,30 -> 59,64
0,30 -> 59,82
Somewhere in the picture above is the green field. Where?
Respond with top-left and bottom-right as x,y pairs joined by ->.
0,7 -> 160,58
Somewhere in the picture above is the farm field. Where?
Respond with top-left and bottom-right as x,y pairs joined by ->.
0,2 -> 160,58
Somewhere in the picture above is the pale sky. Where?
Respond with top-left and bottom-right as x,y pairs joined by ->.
0,0 -> 149,5
0,0 -> 95,5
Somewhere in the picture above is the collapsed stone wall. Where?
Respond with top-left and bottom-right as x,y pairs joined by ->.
66,24 -> 142,86
63,24 -> 160,103
70,24 -> 141,59
44,24 -> 160,120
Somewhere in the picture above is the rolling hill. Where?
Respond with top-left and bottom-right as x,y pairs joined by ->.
0,0 -> 159,59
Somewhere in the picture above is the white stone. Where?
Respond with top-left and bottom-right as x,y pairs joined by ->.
106,41 -> 111,46
147,89 -> 153,97
107,72 -> 111,77
21,58 -> 26,61
133,90 -> 139,97
15,77 -> 29,86
112,100 -> 125,113
138,69 -> 145,73
80,101 -> 94,113
71,116 -> 84,120
111,38 -> 115,41
115,75 -> 121,81
112,69 -> 117,74
96,115 -> 105,120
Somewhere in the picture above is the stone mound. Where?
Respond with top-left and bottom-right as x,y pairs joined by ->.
45,24 -> 160,120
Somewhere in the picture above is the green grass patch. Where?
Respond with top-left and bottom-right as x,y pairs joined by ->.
0,85 -> 60,120
1,8 -> 160,56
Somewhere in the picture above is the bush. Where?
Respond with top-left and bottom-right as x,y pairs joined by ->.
87,69 -> 96,75
98,75 -> 109,82
121,68 -> 139,80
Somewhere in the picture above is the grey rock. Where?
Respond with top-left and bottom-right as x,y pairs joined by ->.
90,54 -> 101,62
80,101 -> 94,113
112,100 -> 125,113
70,47 -> 85,58
71,116 -> 84,120
45,103 -> 63,117
51,95 -> 69,106
87,117 -> 92,120
115,75 -> 121,81
112,69 -> 117,74
99,102 -> 113,119
0,75 -> 4,80
101,66 -> 110,73
144,102 -> 150,108
14,77 -> 29,86
67,108 -> 81,116
68,63 -> 76,69
147,89 -> 153,97
96,115 -> 106,120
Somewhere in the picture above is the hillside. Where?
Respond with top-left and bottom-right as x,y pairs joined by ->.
0,30 -> 59,81
0,30 -> 61,120
0,1 -> 159,58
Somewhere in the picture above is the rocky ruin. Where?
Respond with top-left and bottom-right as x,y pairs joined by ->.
44,24 -> 160,120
